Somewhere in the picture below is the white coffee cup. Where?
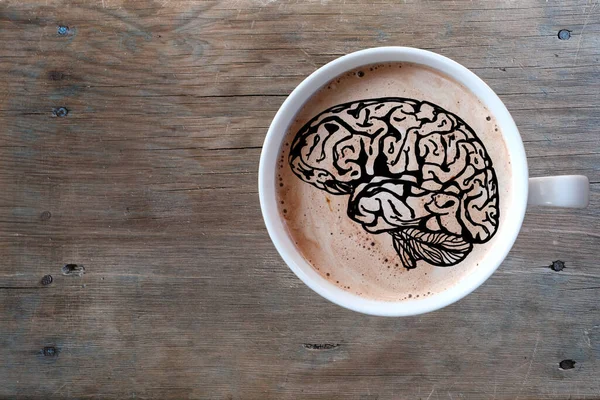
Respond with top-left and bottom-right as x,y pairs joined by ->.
258,47 -> 589,316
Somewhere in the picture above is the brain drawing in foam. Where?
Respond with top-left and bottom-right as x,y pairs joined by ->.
289,97 -> 500,269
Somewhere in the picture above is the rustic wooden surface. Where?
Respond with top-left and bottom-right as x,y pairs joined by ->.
0,0 -> 599,398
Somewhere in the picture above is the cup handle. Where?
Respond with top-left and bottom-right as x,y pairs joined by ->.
528,175 -> 589,208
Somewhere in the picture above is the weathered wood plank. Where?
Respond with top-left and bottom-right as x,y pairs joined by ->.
0,0 -> 599,398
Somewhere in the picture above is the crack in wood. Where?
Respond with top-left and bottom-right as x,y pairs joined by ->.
303,343 -> 340,350
206,146 -> 262,151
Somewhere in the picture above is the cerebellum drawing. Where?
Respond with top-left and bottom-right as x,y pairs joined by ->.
289,98 -> 500,270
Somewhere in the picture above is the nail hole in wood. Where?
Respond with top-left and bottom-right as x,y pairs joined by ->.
48,71 -> 65,81
62,264 -> 85,276
559,359 -> 576,370
557,29 -> 571,40
42,346 -> 59,357
52,107 -> 69,117
550,260 -> 565,272
57,25 -> 69,36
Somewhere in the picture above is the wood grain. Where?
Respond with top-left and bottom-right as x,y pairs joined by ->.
0,0 -> 599,398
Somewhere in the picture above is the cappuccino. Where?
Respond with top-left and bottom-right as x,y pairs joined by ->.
276,62 -> 511,301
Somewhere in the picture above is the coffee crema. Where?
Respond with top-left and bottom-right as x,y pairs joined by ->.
276,62 -> 511,301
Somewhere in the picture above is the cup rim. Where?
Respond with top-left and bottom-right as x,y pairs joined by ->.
258,46 -> 528,316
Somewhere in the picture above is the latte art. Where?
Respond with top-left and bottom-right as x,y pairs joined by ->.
289,98 -> 499,269
276,62 -> 511,301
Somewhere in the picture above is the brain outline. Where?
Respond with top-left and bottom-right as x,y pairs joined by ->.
289,97 -> 500,270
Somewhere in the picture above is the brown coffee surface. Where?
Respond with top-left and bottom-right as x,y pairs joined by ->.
276,62 -> 512,301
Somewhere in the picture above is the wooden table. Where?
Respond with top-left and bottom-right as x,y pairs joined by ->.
1,1 -> 599,398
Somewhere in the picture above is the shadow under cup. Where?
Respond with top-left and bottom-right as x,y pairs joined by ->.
259,47 -> 528,316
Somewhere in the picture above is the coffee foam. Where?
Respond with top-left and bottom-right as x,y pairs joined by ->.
276,62 -> 511,301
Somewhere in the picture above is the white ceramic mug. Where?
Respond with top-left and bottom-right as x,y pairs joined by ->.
258,47 -> 589,316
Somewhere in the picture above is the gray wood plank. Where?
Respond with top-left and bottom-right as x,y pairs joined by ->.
0,0 -> 598,398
